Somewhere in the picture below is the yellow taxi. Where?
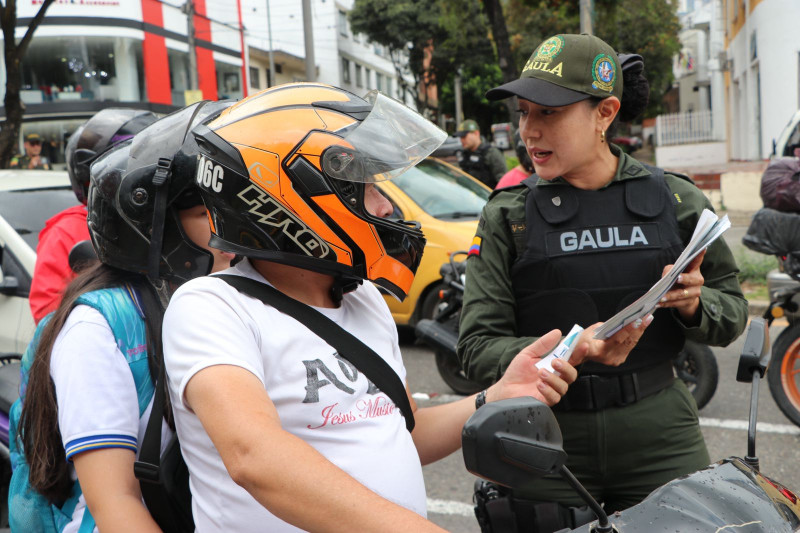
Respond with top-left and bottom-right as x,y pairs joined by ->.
376,157 -> 491,325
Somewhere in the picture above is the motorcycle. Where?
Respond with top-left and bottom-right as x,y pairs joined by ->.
743,207 -> 800,427
462,318 -> 800,532
415,252 -> 719,408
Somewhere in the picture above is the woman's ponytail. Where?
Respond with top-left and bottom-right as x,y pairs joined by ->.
618,53 -> 650,123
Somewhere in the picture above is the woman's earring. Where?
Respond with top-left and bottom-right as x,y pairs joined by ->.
600,130 -> 606,143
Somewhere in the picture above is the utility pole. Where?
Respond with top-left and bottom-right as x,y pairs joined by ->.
579,0 -> 593,35
183,0 -> 199,90
454,70 -> 463,129
266,0 -> 276,87
302,0 -> 315,82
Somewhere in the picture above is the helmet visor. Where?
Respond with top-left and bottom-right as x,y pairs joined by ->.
322,91 -> 447,183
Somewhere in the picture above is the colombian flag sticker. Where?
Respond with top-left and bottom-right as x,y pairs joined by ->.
468,236 -> 482,257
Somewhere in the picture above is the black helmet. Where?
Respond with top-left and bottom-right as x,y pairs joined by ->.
66,108 -> 159,204
513,130 -> 533,174
87,100 -> 233,285
186,83 -> 446,300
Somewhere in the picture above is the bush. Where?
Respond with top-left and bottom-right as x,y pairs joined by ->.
736,250 -> 778,283
506,156 -> 519,169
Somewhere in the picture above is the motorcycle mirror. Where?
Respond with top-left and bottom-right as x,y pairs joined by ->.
736,318 -> 770,383
461,397 -> 567,488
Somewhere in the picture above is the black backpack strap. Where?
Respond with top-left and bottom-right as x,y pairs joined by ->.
134,355 -> 194,532
133,283 -> 193,532
215,274 -> 416,433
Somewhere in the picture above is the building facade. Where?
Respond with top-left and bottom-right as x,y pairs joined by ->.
241,0 -> 415,107
723,0 -> 800,160
1,0 -> 246,164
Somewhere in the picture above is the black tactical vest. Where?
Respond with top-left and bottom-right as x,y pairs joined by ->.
458,143 -> 495,188
511,167 -> 686,375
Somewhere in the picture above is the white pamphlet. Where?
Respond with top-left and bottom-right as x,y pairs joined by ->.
593,208 -> 730,340
536,324 -> 584,372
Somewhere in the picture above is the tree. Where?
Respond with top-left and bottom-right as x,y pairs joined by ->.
482,0 -> 518,126
350,0 -> 493,120
0,0 -> 57,168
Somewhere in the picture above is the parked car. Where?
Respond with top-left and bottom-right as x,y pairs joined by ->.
377,157 -> 490,326
0,170 -> 76,355
611,135 -> 643,154
430,135 -> 462,164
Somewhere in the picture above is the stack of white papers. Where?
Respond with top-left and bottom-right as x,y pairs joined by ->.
593,209 -> 731,340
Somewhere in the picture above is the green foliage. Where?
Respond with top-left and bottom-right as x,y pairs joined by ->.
439,62 -> 508,133
504,0 -> 681,118
349,0 -> 494,114
735,250 -> 778,284
506,155 -> 520,169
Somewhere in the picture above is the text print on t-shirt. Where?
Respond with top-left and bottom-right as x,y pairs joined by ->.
303,352 -> 397,429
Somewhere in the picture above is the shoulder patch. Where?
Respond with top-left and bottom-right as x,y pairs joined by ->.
468,236 -> 482,257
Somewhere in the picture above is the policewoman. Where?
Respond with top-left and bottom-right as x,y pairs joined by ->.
458,34 -> 747,531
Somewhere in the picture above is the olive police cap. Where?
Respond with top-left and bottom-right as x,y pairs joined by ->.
487,33 -> 622,107
454,119 -> 480,137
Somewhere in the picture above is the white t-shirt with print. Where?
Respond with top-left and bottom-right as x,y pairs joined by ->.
50,304 -> 171,533
162,259 -> 426,533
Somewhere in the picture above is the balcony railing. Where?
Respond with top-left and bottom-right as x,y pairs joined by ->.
656,110 -> 720,146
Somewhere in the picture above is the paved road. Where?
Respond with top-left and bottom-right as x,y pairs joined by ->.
404,318 -> 800,532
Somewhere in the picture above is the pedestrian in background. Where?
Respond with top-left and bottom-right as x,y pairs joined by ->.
458,33 -> 748,532
496,129 -> 534,189
455,119 -> 507,188
10,133 -> 51,170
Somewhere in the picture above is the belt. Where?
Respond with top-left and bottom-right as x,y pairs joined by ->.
554,360 -> 675,412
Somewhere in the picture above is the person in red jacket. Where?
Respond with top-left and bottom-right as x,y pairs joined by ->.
29,109 -> 158,322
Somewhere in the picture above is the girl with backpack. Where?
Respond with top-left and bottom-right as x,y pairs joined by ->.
9,101 -> 234,532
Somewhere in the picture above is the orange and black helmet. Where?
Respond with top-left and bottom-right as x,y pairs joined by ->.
188,83 -> 446,300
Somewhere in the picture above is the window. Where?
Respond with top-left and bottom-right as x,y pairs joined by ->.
275,63 -> 282,74
364,68 -> 371,89
375,72 -> 383,92
387,77 -> 393,98
342,57 -> 351,84
216,62 -> 242,100
338,9 -> 348,37
373,43 -> 383,56
19,36 -> 145,104
354,33 -> 361,44
355,64 -> 363,88
249,66 -> 260,89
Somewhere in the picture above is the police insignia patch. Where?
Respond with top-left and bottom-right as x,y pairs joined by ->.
591,54 -> 616,93
533,36 -> 565,63
468,236 -> 482,257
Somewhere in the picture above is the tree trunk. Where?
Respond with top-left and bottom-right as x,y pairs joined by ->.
0,53 -> 24,169
483,0 -> 518,127
0,0 -> 57,168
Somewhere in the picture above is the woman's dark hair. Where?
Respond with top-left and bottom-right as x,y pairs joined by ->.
590,53 -> 650,137
19,262 -> 166,503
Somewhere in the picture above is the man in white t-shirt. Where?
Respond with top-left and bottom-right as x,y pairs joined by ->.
163,84 -> 648,532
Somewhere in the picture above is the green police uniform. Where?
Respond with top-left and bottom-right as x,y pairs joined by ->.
458,148 -> 748,512
9,154 -> 51,170
458,142 -> 507,188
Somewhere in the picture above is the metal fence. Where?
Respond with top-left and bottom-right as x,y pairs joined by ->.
656,110 -> 719,146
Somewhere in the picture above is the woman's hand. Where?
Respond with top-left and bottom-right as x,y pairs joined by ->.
574,316 -> 654,367
659,249 -> 706,325
487,330 -> 580,406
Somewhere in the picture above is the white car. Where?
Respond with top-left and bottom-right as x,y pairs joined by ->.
0,170 -> 77,355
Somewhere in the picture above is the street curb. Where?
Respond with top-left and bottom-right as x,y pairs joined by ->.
748,299 -> 769,317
